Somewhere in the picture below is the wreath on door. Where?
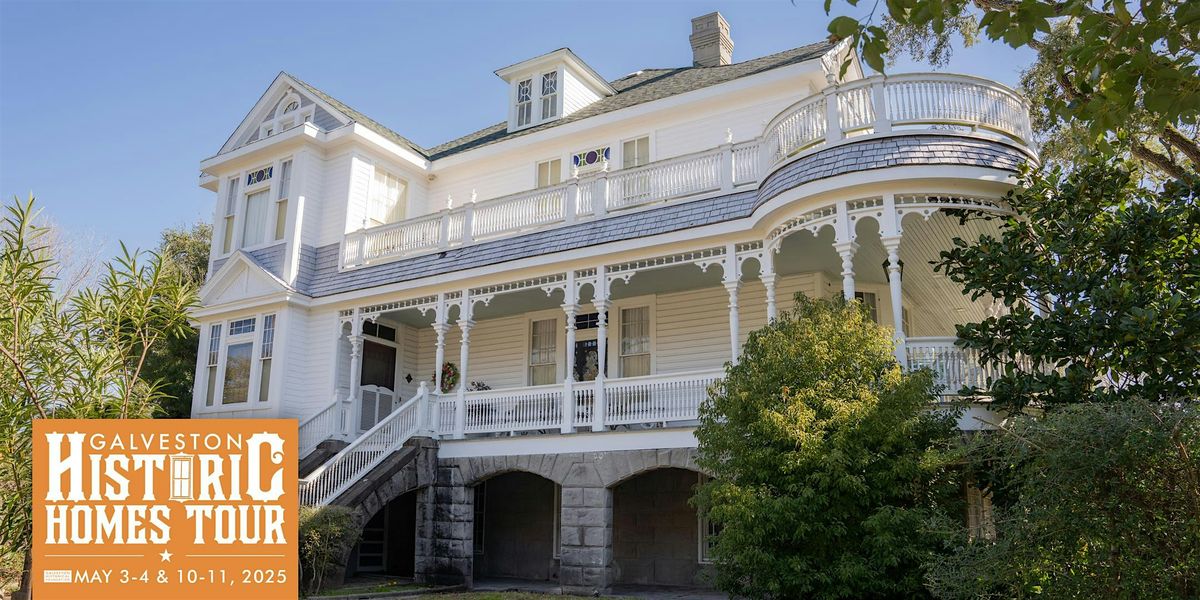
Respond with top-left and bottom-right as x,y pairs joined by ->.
433,361 -> 460,394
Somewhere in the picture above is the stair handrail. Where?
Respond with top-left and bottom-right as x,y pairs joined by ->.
297,394 -> 345,458
299,382 -> 429,506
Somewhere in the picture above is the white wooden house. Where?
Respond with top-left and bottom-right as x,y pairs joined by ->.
192,12 -> 1032,593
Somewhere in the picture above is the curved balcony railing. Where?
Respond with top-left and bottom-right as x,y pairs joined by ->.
342,73 -> 1033,268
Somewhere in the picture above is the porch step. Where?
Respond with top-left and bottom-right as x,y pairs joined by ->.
299,439 -> 350,478
330,437 -> 437,508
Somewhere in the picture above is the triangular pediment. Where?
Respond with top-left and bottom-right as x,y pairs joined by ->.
216,73 -> 352,155
200,252 -> 291,306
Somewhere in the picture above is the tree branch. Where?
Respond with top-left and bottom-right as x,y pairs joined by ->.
1162,125 -> 1200,171
1131,142 -> 1189,180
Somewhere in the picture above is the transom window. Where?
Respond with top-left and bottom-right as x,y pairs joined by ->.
573,146 -> 610,175
366,167 -> 408,227
536,159 -> 561,188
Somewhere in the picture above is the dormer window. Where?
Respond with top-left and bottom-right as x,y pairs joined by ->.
259,89 -> 313,139
540,72 -> 558,120
516,79 -> 533,127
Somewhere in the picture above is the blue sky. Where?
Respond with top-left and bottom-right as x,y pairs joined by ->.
0,0 -> 1032,256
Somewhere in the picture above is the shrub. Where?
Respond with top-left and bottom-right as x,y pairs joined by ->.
694,294 -> 962,599
298,505 -> 359,595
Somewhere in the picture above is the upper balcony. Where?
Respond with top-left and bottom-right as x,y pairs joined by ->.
341,72 -> 1034,269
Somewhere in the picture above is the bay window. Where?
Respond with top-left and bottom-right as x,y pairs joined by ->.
202,313 -> 277,408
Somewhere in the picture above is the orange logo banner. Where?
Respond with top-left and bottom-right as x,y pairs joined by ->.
32,419 -> 298,599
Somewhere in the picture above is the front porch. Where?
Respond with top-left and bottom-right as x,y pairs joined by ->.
298,202 -> 1011,506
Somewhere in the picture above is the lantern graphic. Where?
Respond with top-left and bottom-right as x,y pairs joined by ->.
169,453 -> 194,502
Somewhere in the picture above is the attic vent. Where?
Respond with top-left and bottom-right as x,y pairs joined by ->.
690,12 -> 733,67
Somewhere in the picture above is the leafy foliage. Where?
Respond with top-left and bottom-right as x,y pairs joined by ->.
298,505 -> 359,596
694,294 -> 962,599
927,401 -> 1200,598
825,0 -> 1200,179
933,158 -> 1200,409
142,221 -> 210,417
0,196 -> 197,597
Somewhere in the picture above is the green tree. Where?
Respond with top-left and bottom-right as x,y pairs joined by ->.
0,196 -> 197,598
825,0 -> 1200,179
933,157 -> 1200,410
143,221 -> 210,417
926,401 -> 1200,598
694,295 -> 962,599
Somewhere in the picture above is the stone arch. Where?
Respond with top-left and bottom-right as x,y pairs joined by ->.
328,438 -> 437,587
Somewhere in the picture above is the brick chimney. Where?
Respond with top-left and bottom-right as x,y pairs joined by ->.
690,12 -> 733,67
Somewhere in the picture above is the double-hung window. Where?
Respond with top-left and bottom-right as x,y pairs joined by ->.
273,160 -> 291,241
205,324 -> 222,406
221,178 -> 238,254
516,79 -> 533,127
529,318 -> 557,385
366,167 -> 408,227
620,306 -> 651,377
621,136 -> 652,200
222,318 -> 256,404
536,159 -> 561,188
540,71 -> 558,120
258,314 -> 275,403
854,291 -> 879,324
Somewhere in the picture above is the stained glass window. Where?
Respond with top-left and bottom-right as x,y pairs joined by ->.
572,146 -> 610,174
246,166 -> 273,187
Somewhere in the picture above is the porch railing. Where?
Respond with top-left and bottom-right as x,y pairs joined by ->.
299,383 -> 429,506
905,337 -> 1008,396
297,395 -> 347,458
341,73 -> 1033,268
429,371 -> 717,438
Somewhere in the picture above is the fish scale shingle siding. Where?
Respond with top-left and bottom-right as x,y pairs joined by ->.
296,135 -> 1027,298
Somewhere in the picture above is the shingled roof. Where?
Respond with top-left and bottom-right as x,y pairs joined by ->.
287,41 -> 835,162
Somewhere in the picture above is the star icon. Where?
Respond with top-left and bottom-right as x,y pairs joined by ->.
159,549 -> 173,563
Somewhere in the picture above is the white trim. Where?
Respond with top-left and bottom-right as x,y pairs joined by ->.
436,427 -> 698,458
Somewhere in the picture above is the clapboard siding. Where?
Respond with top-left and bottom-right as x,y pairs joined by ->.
416,315 -> 528,391
315,153 -> 354,248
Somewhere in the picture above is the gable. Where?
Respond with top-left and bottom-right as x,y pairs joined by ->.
217,73 -> 352,155
200,252 -> 291,306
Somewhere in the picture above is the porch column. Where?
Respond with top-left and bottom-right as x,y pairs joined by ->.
432,294 -> 449,395
592,267 -> 609,432
834,242 -> 858,300
723,243 -> 741,365
562,279 -> 578,434
346,310 -> 364,437
454,296 -> 474,440
882,235 -> 907,364
760,245 -> 779,321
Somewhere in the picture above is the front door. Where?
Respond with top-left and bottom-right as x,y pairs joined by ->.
359,340 -> 397,431
574,339 -> 607,381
